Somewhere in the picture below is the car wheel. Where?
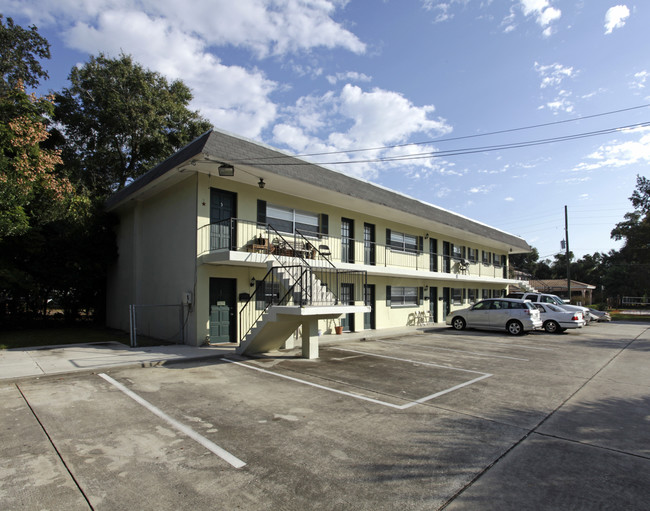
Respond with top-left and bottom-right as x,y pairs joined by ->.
544,320 -> 560,334
451,317 -> 466,330
506,320 -> 523,336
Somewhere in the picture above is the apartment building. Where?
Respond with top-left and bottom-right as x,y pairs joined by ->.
105,129 -> 531,357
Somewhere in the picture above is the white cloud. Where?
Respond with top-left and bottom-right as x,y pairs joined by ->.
535,62 -> 575,88
631,70 -> 649,90
63,10 -> 278,138
6,0 -> 367,138
519,0 -> 561,35
535,62 -> 576,114
504,197 -> 515,202
326,71 -> 372,85
272,84 -> 453,179
604,5 -> 630,35
468,185 -> 495,194
17,0 -> 367,58
574,131 -> 650,172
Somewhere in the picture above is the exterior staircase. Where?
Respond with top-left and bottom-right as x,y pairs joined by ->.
236,232 -> 368,357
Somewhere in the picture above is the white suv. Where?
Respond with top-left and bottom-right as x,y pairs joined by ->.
506,292 -> 591,324
446,298 -> 542,335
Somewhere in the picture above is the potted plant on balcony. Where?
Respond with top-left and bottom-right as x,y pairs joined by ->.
335,320 -> 343,335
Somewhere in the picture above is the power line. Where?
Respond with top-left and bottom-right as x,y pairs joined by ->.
233,120 -> 650,166
231,103 -> 650,163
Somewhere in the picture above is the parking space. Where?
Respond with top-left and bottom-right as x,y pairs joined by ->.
2,322 -> 649,510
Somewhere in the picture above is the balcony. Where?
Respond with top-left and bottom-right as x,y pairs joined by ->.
197,218 -> 510,281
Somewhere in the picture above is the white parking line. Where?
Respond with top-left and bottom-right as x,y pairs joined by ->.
450,338 -> 553,351
225,351 -> 491,410
376,339 -> 529,361
98,373 -> 246,469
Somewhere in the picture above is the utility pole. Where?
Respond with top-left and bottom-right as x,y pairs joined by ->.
565,205 -> 571,302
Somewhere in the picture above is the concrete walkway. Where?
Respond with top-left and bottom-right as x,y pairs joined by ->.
0,342 -> 235,381
0,325 -> 436,381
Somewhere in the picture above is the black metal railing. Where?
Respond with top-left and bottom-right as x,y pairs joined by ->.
238,264 -> 368,344
198,218 -> 508,278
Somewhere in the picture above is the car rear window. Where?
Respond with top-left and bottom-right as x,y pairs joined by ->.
523,302 -> 536,310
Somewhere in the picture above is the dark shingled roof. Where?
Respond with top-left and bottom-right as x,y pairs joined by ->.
106,128 -> 531,252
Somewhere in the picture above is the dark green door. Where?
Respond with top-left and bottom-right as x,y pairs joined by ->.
364,223 -> 375,265
209,278 -> 237,343
442,287 -> 451,319
341,218 -> 354,263
210,188 -> 237,250
429,287 -> 438,323
363,284 -> 375,329
340,283 -> 354,332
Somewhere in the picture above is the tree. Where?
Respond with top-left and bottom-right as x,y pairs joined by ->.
0,15 -> 50,92
608,175 -> 650,298
0,86 -> 77,239
509,247 -> 552,279
54,53 -> 212,196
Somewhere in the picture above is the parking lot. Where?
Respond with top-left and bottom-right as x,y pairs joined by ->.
2,322 -> 650,510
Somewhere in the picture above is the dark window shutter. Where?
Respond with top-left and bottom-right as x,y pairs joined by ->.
257,200 -> 266,226
319,213 -> 329,235
419,287 -> 424,305
386,229 -> 391,247
418,236 -> 424,252
386,285 -> 391,307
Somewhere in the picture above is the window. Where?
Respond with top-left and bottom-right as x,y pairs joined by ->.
388,230 -> 418,252
267,204 -> 319,235
452,244 -> 464,260
493,253 -> 501,266
452,288 -> 463,305
390,286 -> 418,307
482,251 -> 491,264
468,248 -> 478,262
468,288 -> 477,303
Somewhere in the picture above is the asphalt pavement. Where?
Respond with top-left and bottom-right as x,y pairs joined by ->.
1,322 -> 649,510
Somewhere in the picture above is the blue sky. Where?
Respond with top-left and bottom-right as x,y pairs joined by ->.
3,0 -> 649,261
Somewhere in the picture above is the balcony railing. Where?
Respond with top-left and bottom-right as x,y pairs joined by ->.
198,218 -> 509,278
239,264 -> 368,343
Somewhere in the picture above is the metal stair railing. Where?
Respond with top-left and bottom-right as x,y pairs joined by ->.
239,264 -> 311,344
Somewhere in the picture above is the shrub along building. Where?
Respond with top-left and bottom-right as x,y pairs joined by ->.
105,129 -> 532,358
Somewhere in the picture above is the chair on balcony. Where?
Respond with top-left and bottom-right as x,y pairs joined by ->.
318,245 -> 332,258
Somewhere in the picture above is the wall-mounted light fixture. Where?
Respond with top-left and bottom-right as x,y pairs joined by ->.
250,277 -> 256,287
425,233 -> 429,239
258,178 -> 265,189
218,163 -> 235,176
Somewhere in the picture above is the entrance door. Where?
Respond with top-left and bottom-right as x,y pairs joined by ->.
442,287 -> 451,319
340,283 -> 354,332
442,241 -> 451,273
341,218 -> 354,263
210,188 -> 237,250
364,223 -> 376,266
363,284 -> 375,329
209,278 -> 237,343
429,286 -> 438,323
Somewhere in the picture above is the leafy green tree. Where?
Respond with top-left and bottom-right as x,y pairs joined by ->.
0,15 -> 50,92
509,247 -> 552,279
54,53 -> 212,196
608,175 -> 650,298
0,84 -> 78,239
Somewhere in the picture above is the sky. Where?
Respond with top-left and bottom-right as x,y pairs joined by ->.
3,0 -> 650,262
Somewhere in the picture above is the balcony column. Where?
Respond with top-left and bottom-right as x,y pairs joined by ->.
301,319 -> 320,359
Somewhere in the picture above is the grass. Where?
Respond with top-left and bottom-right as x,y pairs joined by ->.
609,311 -> 650,322
0,323 -> 170,350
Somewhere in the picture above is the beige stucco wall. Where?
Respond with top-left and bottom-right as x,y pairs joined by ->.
108,170 -> 514,345
106,174 -> 198,342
